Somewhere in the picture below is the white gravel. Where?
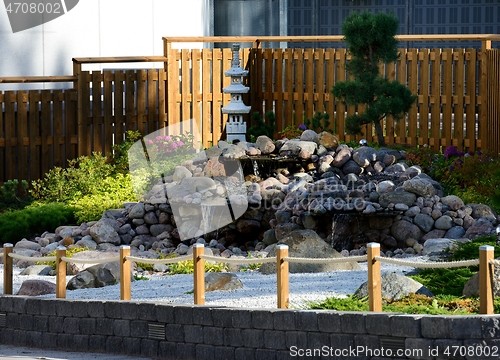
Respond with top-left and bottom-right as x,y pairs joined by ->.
0,258 -> 426,309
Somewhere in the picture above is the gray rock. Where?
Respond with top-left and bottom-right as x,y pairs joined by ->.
440,195 -> 465,211
465,218 -> 495,239
379,191 -> 416,208
444,226 -> 466,239
172,166 -> 192,182
390,220 -> 424,243
274,223 -> 302,241
263,229 -> 277,245
300,129 -> 317,142
463,262 -> 500,297
376,180 -> 395,193
20,265 -> 53,276
314,131 -> 338,150
434,215 -> 454,230
14,240 -> 41,252
414,213 -> 435,233
342,160 -> 362,175
352,146 -> 377,167
332,146 -> 351,167
204,273 -> 243,291
16,280 -> 56,296
279,140 -> 317,157
255,135 -> 275,154
354,273 -> 434,301
470,204 -> 497,220
128,203 -> 145,219
402,178 -> 435,198
259,229 -> 361,274
90,220 -> 121,245
67,261 -> 130,290
422,238 -> 459,255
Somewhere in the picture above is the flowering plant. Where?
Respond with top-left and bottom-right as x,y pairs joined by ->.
146,133 -> 194,157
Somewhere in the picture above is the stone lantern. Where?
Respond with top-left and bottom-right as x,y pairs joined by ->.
222,43 -> 250,143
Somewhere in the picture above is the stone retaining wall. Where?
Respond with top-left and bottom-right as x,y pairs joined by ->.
0,296 -> 499,359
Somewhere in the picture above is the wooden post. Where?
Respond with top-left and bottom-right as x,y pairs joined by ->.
56,246 -> 67,299
367,243 -> 382,312
120,246 -> 131,301
193,244 -> 205,305
3,244 -> 13,295
276,245 -> 289,309
479,245 -> 494,315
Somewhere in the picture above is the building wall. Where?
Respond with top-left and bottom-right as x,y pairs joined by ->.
0,0 -> 210,89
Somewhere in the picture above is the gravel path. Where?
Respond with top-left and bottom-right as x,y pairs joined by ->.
0,258 -> 424,309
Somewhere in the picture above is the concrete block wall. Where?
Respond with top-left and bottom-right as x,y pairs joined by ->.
0,296 -> 499,360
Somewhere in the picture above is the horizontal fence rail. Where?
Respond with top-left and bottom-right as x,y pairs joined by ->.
2,242 -> 497,315
1,35 -> 500,186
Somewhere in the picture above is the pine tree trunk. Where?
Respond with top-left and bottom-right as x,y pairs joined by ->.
375,121 -> 385,146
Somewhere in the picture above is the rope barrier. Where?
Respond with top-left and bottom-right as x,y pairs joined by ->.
375,256 -> 480,268
125,255 -> 192,265
61,256 -> 120,264
283,255 -> 368,264
199,254 -> 276,264
490,259 -> 500,266
8,253 -> 55,262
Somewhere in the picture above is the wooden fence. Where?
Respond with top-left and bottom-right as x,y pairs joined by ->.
1,35 -> 500,186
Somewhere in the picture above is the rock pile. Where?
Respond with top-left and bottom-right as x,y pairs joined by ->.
6,130 -> 499,267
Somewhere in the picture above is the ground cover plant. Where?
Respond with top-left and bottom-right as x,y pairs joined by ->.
307,236 -> 500,314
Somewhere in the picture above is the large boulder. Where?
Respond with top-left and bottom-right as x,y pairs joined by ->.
17,280 -> 56,296
90,220 -> 121,245
66,261 -> 132,290
259,229 -> 361,274
354,273 -> 434,301
463,261 -> 500,298
204,273 -> 243,292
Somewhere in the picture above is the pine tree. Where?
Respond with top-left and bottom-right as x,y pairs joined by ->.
331,11 -> 417,146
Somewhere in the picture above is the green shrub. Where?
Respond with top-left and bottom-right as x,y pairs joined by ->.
168,260 -> 228,275
109,130 -> 142,173
0,179 -> 32,211
247,111 -> 276,143
0,203 -> 76,245
304,111 -> 331,133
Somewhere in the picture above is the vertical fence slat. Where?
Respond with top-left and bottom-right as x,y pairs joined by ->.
335,49 -> 347,142
192,50 -> 202,136
396,49 -> 408,145
212,49 -> 222,145
181,49 -> 191,129
41,90 -> 52,177
264,48 -> 273,118
465,49 -> 477,151
316,49 -> 325,115
325,49 -> 335,133
274,49 -> 284,136
486,49 -> 500,155
285,48 -> 294,132
222,48 -> 233,137
478,49 -> 488,150
92,72 -> 103,154
103,70 -> 114,155
52,90 -> 63,168
65,90 -> 77,161
158,68 -> 167,130
418,49 -> 430,146
295,49 -> 304,127
114,71 -> 125,143
442,49 -> 453,148
454,49 -> 465,150
408,49 -> 419,146
137,69 -> 147,136
430,49 -> 442,152
305,48 -> 314,122
384,61 -> 396,145
17,91 -> 28,183
0,93 -> 4,182
5,91 -> 15,180
29,91 -> 40,181
125,70 -> 136,133
202,48 -> 211,148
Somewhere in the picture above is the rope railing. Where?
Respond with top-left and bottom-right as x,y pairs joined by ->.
1,242 -> 497,314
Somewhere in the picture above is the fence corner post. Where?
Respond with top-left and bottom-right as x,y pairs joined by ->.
193,244 -> 205,305
3,243 -> 13,295
276,244 -> 289,309
120,245 -> 131,301
479,245 -> 494,315
56,246 -> 67,299
367,242 -> 382,312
